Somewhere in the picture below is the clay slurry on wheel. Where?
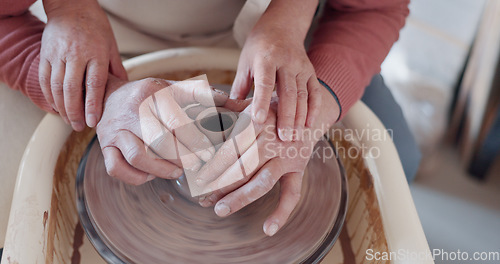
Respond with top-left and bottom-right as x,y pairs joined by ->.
77,138 -> 347,263
139,74 -> 254,197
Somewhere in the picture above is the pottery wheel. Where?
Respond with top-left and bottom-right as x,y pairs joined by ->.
76,137 -> 347,264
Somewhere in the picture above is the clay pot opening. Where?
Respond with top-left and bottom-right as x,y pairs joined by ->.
200,112 -> 234,132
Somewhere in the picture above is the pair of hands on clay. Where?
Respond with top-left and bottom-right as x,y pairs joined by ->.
39,0 -> 126,130
96,75 -> 248,185
194,93 -> 339,236
190,0 -> 331,235
38,0 -> 322,141
40,0 -> 335,235
96,75 -> 339,236
231,0 -> 323,141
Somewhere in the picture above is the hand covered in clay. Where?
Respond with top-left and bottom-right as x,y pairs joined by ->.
96,75 -> 245,185
230,0 -> 322,142
40,0 -> 127,131
196,86 -> 340,236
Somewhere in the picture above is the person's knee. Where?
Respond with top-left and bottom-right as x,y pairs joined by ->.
401,141 -> 422,182
361,74 -> 421,183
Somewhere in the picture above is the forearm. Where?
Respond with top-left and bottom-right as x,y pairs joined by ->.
43,0 -> 100,18
253,0 -> 319,42
309,0 -> 409,120
0,3 -> 53,112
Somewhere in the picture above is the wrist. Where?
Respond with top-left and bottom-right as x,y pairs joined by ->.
318,79 -> 341,122
257,0 -> 318,42
317,82 -> 341,127
43,0 -> 99,17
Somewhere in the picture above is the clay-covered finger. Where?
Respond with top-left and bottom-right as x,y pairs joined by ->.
85,59 -> 108,127
171,76 -> 230,108
223,97 -> 252,113
198,119 -> 280,206
102,146 -> 151,186
230,65 -> 252,100
195,108 -> 259,186
139,98 -> 202,171
276,70 -> 297,142
251,59 -> 275,124
63,60 -> 85,131
115,130 -> 183,179
263,172 -> 303,236
294,75 -> 309,139
199,140 -> 263,196
306,77 -> 323,127
212,158 -> 284,218
149,89 -> 215,162
197,143 -> 261,206
51,61 -> 68,124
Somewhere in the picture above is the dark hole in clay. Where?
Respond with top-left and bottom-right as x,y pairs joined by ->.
200,112 -> 233,132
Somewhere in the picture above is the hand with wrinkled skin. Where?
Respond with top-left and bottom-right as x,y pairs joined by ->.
96,75 -> 247,185
197,86 -> 340,236
40,0 -> 127,131
230,0 -> 322,142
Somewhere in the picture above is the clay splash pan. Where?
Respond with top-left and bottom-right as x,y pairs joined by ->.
76,136 -> 347,264
2,48 -> 432,264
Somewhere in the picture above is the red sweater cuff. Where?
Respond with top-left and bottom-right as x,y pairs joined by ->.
26,54 -> 55,113
308,50 -> 366,121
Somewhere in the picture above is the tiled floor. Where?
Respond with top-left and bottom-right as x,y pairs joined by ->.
381,0 -> 500,263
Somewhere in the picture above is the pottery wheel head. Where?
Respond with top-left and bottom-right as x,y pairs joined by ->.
76,137 -> 347,264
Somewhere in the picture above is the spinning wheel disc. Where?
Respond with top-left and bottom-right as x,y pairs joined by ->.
76,137 -> 347,263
